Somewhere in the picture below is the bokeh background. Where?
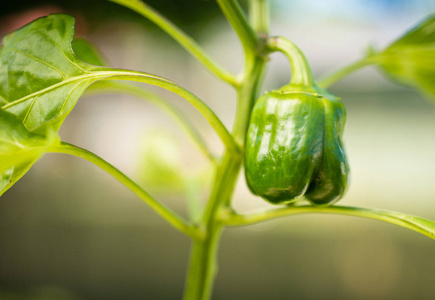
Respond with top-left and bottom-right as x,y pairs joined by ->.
1,0 -> 435,299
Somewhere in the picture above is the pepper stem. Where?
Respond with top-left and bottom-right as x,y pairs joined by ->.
266,36 -> 315,87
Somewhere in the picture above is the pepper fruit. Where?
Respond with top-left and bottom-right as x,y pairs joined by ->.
244,85 -> 349,206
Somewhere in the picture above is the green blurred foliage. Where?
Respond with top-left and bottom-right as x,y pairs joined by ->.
137,129 -> 185,191
137,129 -> 213,222
378,14 -> 435,102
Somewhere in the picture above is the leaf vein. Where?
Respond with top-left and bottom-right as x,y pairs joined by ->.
1,72 -> 108,109
36,30 -> 88,74
13,48 -> 66,79
1,70 -> 162,110
22,95 -> 39,125
57,80 -> 84,118
0,137 -> 25,148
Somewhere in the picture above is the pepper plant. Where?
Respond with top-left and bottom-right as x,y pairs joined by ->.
1,1 -> 435,299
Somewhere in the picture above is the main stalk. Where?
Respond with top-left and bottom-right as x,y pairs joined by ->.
182,1 -> 269,299
182,57 -> 266,300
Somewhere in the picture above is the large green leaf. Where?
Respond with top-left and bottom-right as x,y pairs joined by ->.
0,109 -> 59,196
0,13 -> 236,196
377,14 -> 435,101
0,14 -> 234,151
0,14 -> 107,195
0,14 -> 104,135
0,14 -> 129,138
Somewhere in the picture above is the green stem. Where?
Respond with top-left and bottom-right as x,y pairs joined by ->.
217,0 -> 259,57
318,56 -> 378,89
266,36 -> 315,87
86,81 -> 216,162
182,2 -> 269,298
232,56 -> 267,146
221,205 -> 435,240
183,151 -> 242,300
249,0 -> 269,36
88,68 -> 240,154
108,0 -> 238,86
3,67 -> 238,154
49,142 -> 203,240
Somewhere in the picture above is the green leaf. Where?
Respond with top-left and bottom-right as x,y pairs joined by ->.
0,13 -> 236,199
0,109 -> 59,196
0,14 -> 236,153
72,38 -> 107,66
377,14 -> 435,101
0,14 -> 103,135
0,13 -> 237,166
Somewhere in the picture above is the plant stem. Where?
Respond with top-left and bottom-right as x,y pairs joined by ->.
221,205 -> 435,240
183,151 -> 242,300
108,0 -> 238,86
217,0 -> 259,57
49,142 -> 203,240
184,60 -> 266,300
86,68 -> 240,154
266,36 -> 315,87
182,1 -> 269,298
318,56 -> 378,89
249,0 -> 269,36
182,77 -> 265,299
86,81 -> 216,162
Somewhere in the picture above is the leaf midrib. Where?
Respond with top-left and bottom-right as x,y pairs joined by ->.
1,70 -> 167,110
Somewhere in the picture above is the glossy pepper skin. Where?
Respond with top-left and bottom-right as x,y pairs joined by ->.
244,87 -> 349,205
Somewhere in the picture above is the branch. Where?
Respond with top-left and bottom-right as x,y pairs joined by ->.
108,0 -> 238,86
217,0 -> 259,56
318,56 -> 378,88
91,68 -> 240,154
249,0 -> 270,36
49,142 -> 204,240
86,81 -> 216,162
221,205 -> 435,240
266,36 -> 315,86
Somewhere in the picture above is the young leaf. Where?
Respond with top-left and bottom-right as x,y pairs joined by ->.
0,14 -> 103,135
0,109 -> 59,196
72,38 -> 107,66
377,14 -> 435,101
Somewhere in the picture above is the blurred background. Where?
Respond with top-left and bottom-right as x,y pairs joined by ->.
1,0 -> 435,299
